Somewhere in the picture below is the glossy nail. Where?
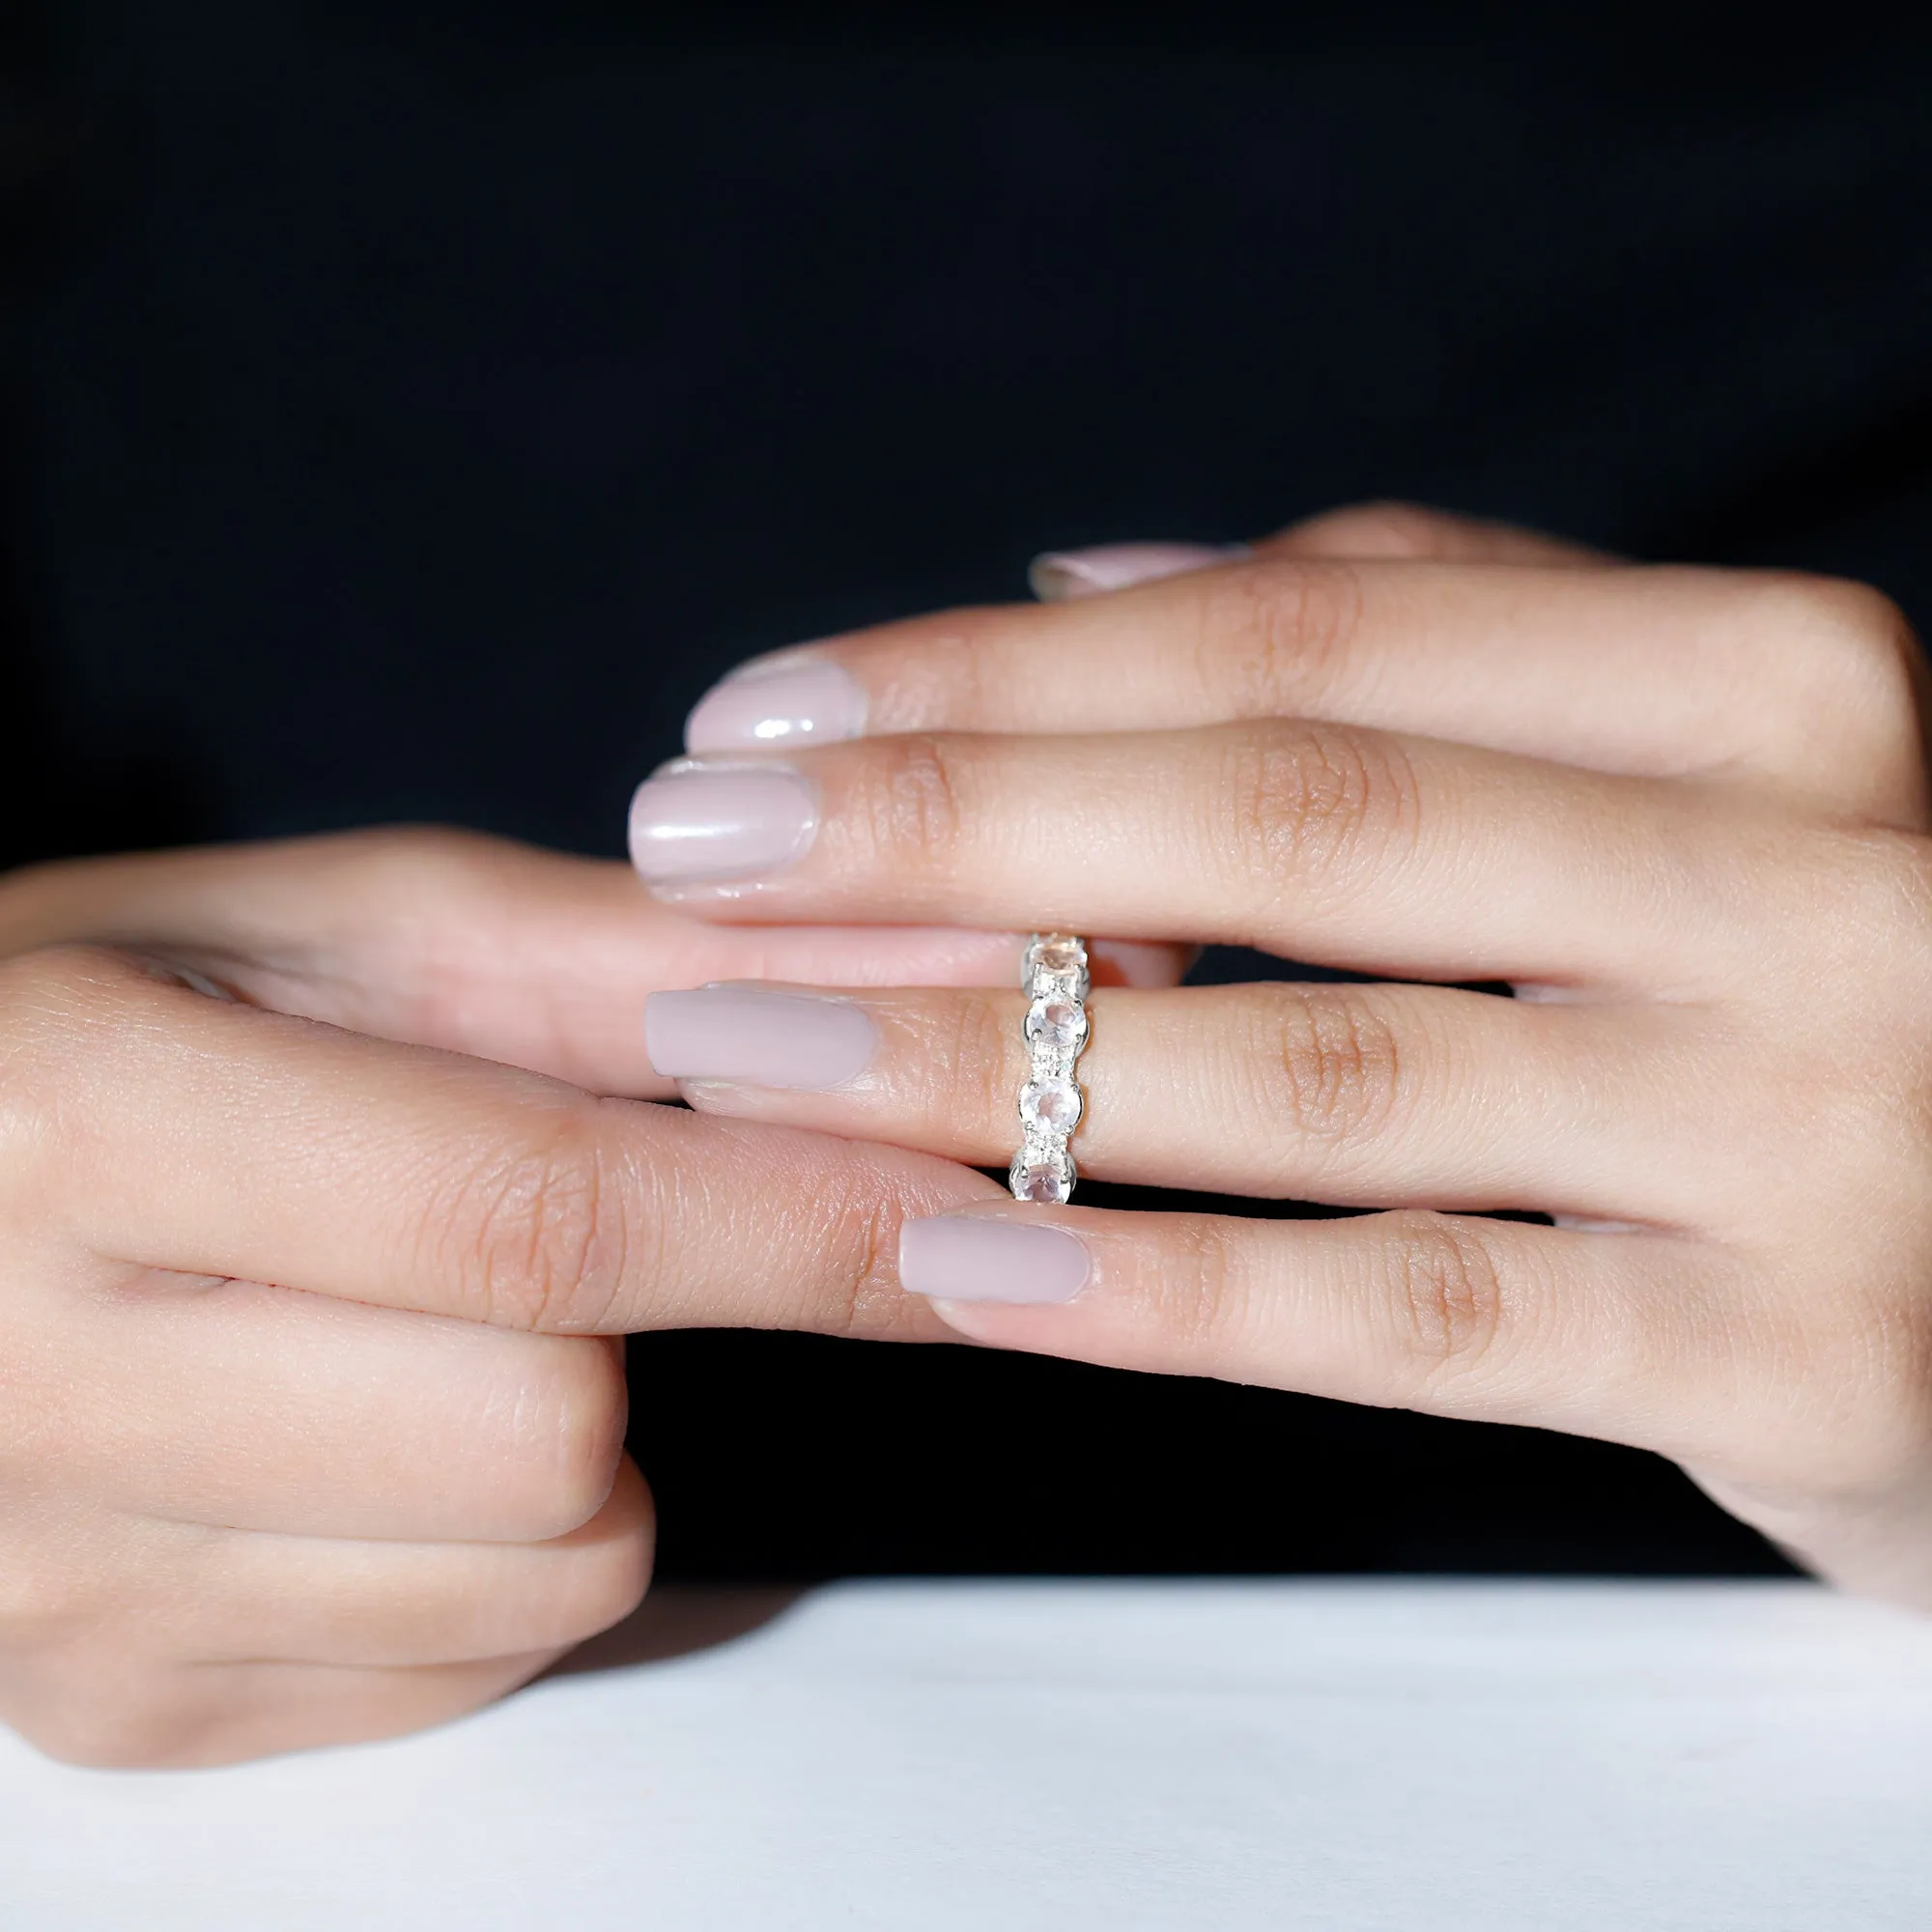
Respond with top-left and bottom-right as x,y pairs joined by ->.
645,986 -> 876,1090
628,762 -> 817,888
898,1215 -> 1092,1305
1028,541 -> 1250,603
685,656 -> 868,754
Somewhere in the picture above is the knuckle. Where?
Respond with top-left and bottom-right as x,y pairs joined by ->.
1766,572 -> 1918,671
0,944 -> 157,1172
0,940 -> 146,1047
1194,557 -> 1366,717
13,1670 -> 197,1770
1746,574 -> 1926,797
1244,986 -> 1407,1161
356,824 -> 526,920
838,732 -> 971,881
428,1105 -> 634,1334
833,1178 -> 921,1338
1379,1212 -> 1519,1381
511,1339 -> 631,1541
1736,1293 -> 1932,1498
934,992 -> 1020,1140
1285,499 -> 1458,559
1145,1213 -> 1251,1358
1218,720 -> 1418,908
1779,830 -> 1932,1009
549,1531 -> 655,1647
0,1561 -> 97,1660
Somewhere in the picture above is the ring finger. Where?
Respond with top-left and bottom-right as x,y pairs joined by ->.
643,980 -> 1730,1229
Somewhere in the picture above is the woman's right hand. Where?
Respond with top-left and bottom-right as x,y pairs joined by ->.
0,829 -> 1018,1766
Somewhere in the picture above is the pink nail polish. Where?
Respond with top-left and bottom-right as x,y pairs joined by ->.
1028,542 -> 1249,603
645,987 -> 876,1090
627,762 -> 817,886
685,657 -> 868,754
898,1215 -> 1092,1305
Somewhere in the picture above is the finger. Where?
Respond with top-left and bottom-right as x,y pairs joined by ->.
643,981 -> 1711,1227
2,1645 -> 563,1769
1023,506 -> 1603,604
896,1206 -> 1760,1469
683,557 -> 1922,818
0,830 -> 1187,1097
10,944 -> 1003,1336
48,1276 -> 631,1542
1262,499 -> 1612,566
628,722 -> 1777,989
165,1457 -> 654,1667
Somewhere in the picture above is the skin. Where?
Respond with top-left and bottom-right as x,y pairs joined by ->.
13,499 -> 1930,1763
643,502 -> 1932,1612
0,834 -> 1100,1766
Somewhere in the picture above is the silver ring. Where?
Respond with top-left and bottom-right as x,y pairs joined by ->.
1010,933 -> 1091,1203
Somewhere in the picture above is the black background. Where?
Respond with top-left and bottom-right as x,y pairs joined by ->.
6,2 -> 1930,1579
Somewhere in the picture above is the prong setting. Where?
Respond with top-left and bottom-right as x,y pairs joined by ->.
1010,934 -> 1091,1205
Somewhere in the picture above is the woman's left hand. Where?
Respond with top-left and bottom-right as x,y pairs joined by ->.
628,503 -> 1932,1607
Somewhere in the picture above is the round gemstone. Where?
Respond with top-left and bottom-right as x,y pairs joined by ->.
1009,1153 -> 1075,1204
1033,937 -> 1086,976
1026,997 -> 1088,1051
1020,1076 -> 1082,1134
1026,937 -> 1089,1000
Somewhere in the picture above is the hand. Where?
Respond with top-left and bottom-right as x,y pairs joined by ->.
629,503 -> 1932,1607
0,829 -> 1040,1765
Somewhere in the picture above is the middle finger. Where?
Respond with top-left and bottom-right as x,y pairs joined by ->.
629,722 -> 1778,992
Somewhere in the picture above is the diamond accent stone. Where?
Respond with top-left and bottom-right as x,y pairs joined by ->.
1021,933 -> 1090,1001
1020,1075 -> 1082,1134
1010,934 -> 1091,1205
1009,1151 -> 1075,1205
1025,997 -> 1088,1052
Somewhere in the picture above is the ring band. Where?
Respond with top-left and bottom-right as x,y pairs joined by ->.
1010,933 -> 1091,1204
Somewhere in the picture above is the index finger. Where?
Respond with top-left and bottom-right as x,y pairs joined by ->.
16,946 -> 996,1337
685,557 -> 1919,817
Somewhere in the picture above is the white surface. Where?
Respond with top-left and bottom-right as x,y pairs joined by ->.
6,1579 -> 1932,1930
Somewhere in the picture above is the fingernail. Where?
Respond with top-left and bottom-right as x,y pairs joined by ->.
685,656 -> 867,754
1028,541 -> 1250,603
898,1214 -> 1092,1305
628,762 -> 818,888
645,986 -> 876,1090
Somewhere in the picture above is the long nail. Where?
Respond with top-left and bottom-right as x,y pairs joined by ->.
645,986 -> 876,1090
685,655 -> 868,754
898,1214 -> 1092,1305
628,761 -> 818,889
1028,541 -> 1249,603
